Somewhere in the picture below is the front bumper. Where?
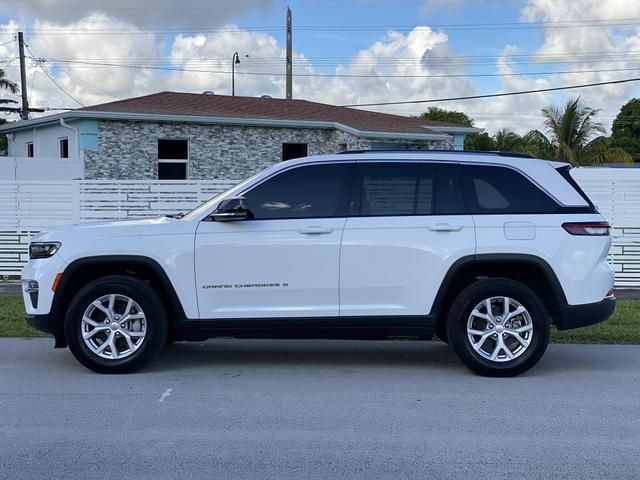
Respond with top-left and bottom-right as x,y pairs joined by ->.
21,255 -> 67,316
25,313 -> 56,335
25,313 -> 66,348
556,296 -> 616,331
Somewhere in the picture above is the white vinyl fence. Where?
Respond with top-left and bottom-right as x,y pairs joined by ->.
0,180 -> 237,276
572,168 -> 640,288
1,169 -> 640,287
0,157 -> 84,180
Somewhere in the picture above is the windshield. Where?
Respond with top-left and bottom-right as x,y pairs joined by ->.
180,169 -> 269,221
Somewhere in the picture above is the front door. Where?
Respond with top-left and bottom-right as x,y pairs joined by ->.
194,162 -> 353,319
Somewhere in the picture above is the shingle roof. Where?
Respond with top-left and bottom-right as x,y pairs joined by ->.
78,91 -> 468,136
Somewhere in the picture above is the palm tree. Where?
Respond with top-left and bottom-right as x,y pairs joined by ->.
493,129 -> 523,152
0,68 -> 19,113
529,97 -> 605,165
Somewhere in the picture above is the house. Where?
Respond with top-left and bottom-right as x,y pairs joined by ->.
0,91 -> 480,180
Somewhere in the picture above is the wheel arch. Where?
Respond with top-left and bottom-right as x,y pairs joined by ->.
431,254 -> 568,329
51,255 -> 188,348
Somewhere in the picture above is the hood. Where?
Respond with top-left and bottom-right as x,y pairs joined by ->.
30,216 -> 192,243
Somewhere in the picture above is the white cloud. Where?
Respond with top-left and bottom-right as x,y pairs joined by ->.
0,0 -> 274,29
516,0 -> 640,133
5,0 -> 640,138
1,16 -> 477,124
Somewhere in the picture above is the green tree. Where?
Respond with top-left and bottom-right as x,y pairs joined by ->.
536,96 -> 609,165
419,107 -> 474,127
464,132 -> 496,151
0,68 -> 19,154
0,68 -> 19,113
611,98 -> 640,162
0,118 -> 7,154
518,130 -> 554,160
583,136 -> 633,165
493,129 -> 523,152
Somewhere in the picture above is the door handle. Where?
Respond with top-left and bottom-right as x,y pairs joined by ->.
298,226 -> 334,235
428,223 -> 464,232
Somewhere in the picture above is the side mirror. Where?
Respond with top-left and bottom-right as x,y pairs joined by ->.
209,197 -> 252,222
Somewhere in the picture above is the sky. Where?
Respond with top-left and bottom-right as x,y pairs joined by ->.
1,0 -> 640,134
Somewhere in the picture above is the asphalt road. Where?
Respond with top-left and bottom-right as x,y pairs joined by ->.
1,339 -> 639,479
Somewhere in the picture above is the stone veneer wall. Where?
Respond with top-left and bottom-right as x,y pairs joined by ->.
83,120 -> 452,180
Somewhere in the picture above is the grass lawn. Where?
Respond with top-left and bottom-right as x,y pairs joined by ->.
0,296 -> 638,344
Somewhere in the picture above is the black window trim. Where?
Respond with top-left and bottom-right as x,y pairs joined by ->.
220,159 -> 593,220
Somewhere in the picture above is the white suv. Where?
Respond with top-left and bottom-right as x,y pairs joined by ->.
21,151 -> 615,376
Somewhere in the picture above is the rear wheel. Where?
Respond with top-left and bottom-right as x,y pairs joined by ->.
64,275 -> 168,373
446,278 -> 549,377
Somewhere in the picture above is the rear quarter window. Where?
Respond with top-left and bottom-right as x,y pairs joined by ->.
459,165 -> 559,214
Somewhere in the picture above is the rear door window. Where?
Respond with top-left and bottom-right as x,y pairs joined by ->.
349,162 -> 464,216
354,163 -> 435,216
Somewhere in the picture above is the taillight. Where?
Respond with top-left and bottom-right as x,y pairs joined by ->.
562,222 -> 610,236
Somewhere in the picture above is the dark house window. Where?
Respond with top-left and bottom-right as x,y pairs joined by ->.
158,162 -> 188,180
59,138 -> 69,158
158,139 -> 188,180
282,143 -> 308,161
26,142 -> 34,157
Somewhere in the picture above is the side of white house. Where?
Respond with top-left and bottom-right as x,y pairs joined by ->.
6,118 -> 99,161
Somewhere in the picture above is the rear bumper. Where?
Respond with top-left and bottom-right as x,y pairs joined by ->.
556,296 -> 616,331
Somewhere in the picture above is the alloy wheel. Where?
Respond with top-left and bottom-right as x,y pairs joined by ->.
466,296 -> 534,362
81,294 -> 147,360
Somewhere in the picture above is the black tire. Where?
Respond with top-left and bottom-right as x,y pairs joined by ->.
64,275 -> 168,374
446,278 -> 549,377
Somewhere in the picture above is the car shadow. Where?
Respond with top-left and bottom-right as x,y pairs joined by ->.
149,338 -> 465,373
145,339 -> 636,377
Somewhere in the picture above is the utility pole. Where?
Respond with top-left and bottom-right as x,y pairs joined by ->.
18,32 -> 30,121
286,7 -> 292,100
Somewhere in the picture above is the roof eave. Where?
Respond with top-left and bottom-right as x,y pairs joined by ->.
427,126 -> 483,134
0,110 -> 450,141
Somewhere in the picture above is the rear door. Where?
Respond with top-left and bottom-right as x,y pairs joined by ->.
339,161 -> 476,317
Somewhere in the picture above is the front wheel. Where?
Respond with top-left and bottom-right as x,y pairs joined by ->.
446,278 -> 549,377
64,275 -> 168,373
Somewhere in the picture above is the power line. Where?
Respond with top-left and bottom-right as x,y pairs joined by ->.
341,77 -> 640,107
6,48 -> 640,61
8,50 -> 640,70
30,58 -> 640,80
25,44 -> 84,107
2,18 -> 640,35
0,37 -> 16,48
59,69 -> 119,99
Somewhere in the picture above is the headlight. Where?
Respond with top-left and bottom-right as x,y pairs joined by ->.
29,242 -> 61,259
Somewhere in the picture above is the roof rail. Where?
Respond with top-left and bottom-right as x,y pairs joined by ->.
337,149 -> 534,159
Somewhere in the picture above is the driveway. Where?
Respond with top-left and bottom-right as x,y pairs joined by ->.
0,339 -> 639,479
